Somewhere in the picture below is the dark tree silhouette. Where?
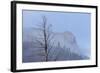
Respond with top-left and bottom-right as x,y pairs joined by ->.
34,16 -> 54,61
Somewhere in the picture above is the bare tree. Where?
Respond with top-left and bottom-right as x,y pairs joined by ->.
34,16 -> 54,61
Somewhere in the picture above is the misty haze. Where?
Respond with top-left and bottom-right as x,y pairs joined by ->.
22,10 -> 91,63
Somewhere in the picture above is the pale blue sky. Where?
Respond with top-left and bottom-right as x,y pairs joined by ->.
22,10 -> 91,50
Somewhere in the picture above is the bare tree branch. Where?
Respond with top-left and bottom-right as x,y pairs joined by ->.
32,15 -> 54,61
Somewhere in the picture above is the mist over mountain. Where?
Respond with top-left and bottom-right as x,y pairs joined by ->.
22,27 -> 89,62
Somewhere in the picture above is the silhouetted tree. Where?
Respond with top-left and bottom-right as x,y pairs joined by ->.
34,16 -> 54,61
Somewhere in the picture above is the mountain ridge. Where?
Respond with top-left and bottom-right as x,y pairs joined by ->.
22,27 -> 89,62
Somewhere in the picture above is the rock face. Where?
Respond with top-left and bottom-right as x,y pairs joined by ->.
51,31 -> 81,54
22,28 -> 89,63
